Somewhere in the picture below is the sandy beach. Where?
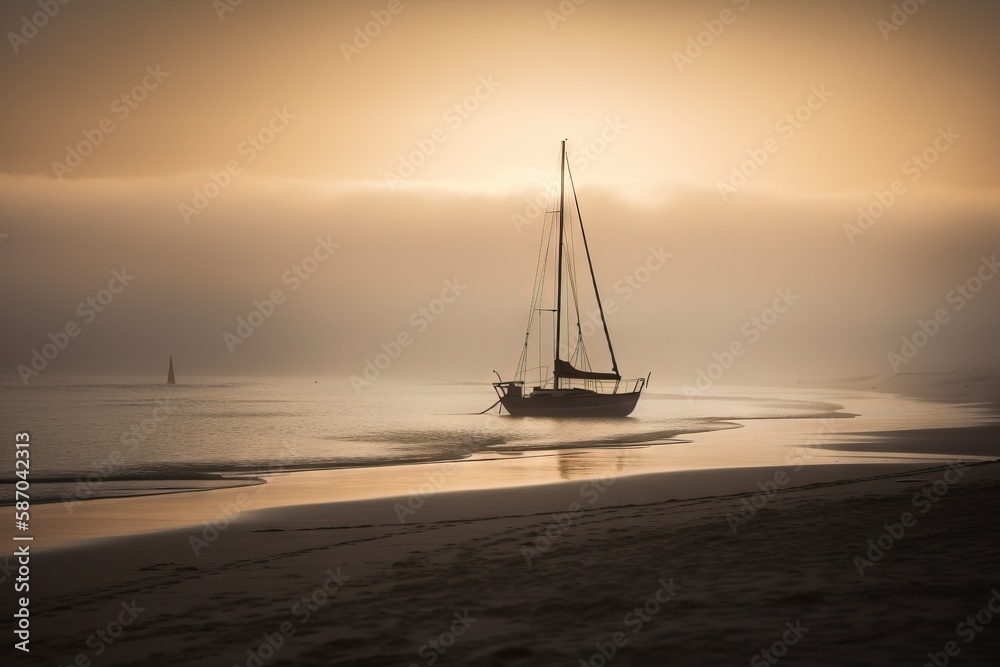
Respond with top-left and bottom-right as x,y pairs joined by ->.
24,460 -> 1000,666
12,373 -> 998,666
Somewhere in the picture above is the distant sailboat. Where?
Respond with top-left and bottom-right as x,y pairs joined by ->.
492,140 -> 648,417
167,355 -> 176,385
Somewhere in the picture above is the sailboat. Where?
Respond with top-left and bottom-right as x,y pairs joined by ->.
492,140 -> 648,417
166,355 -> 176,385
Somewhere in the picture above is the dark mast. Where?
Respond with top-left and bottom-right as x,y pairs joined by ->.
554,140 -> 567,389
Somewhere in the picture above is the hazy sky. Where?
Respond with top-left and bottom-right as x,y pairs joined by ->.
2,0 -> 998,384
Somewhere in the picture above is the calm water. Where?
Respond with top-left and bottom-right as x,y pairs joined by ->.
0,376 -> 981,506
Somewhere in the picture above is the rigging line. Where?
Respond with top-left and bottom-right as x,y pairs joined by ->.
476,398 -> 502,414
566,155 -> 620,376
522,210 -> 553,379
563,176 -> 591,370
538,210 -> 555,381
580,329 -> 593,370
526,189 -> 560,383
572,225 -> 586,364
517,169 -> 559,381
566,227 -> 585,363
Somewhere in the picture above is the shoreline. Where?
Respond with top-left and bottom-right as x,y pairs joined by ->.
6,369 -> 995,509
21,378 -> 1000,552
0,417 -> 743,508
33,457 -> 989,555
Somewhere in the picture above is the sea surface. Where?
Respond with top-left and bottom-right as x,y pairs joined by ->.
0,376 -> 988,507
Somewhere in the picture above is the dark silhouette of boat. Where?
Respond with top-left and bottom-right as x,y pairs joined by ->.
492,141 -> 648,417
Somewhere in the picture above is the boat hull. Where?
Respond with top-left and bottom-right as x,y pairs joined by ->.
499,390 -> 641,417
